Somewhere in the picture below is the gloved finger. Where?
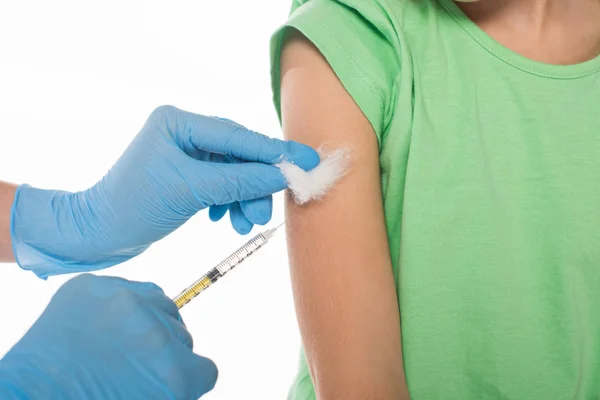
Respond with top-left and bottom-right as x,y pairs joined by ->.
68,273 -> 131,288
168,107 -> 320,170
141,289 -> 184,322
191,162 -> 287,205
155,311 -> 194,349
240,196 -> 272,226
64,274 -> 166,298
213,117 -> 244,127
120,280 -> 166,295
112,279 -> 173,305
229,202 -> 253,235
181,352 -> 219,398
105,279 -> 184,324
205,153 -> 239,163
60,273 -> 103,291
209,204 -> 229,222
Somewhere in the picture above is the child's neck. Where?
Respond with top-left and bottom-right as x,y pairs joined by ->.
457,0 -> 600,65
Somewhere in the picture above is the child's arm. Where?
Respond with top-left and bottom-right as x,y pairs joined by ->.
0,182 -> 17,261
280,31 -> 409,399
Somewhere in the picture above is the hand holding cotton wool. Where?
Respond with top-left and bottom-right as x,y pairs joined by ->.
171,148 -> 350,310
276,147 -> 350,205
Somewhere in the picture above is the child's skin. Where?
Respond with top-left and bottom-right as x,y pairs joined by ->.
457,0 -> 600,65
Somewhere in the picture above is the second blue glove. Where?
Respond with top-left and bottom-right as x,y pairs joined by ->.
0,274 -> 217,400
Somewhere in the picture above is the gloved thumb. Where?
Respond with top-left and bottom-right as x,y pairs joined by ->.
185,354 -> 218,399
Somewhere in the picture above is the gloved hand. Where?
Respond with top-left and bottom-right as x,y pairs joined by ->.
11,106 -> 319,278
0,274 -> 216,400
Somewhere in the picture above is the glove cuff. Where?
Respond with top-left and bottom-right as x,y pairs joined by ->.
10,185 -> 143,279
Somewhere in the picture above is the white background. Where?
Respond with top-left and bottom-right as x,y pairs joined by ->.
0,1 -> 301,398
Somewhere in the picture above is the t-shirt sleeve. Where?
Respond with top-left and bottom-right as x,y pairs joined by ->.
270,0 -> 402,143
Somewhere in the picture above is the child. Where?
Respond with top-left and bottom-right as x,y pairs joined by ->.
270,0 -> 600,399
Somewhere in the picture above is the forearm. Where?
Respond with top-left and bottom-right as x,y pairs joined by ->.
0,181 -> 18,262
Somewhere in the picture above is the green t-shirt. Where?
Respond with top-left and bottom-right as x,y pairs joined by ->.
270,0 -> 600,398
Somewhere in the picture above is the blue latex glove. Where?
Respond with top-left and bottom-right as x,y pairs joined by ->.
0,274 -> 217,400
11,106 -> 319,278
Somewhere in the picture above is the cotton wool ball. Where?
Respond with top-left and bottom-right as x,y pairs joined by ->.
276,147 -> 350,205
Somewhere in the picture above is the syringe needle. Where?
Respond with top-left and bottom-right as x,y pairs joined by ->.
276,213 -> 297,230
274,218 -> 288,230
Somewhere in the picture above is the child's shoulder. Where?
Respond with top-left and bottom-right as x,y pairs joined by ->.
272,0 -> 453,138
286,0 -> 453,63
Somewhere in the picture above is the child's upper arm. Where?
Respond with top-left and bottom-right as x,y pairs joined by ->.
279,30 -> 408,399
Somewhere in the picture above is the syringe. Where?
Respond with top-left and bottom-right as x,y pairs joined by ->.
173,221 -> 286,309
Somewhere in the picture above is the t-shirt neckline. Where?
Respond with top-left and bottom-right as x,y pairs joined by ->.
437,0 -> 600,79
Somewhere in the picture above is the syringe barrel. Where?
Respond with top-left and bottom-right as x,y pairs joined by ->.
173,271 -> 213,309
215,233 -> 268,275
173,232 -> 270,309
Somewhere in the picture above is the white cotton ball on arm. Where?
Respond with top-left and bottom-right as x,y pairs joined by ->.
276,147 -> 350,205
